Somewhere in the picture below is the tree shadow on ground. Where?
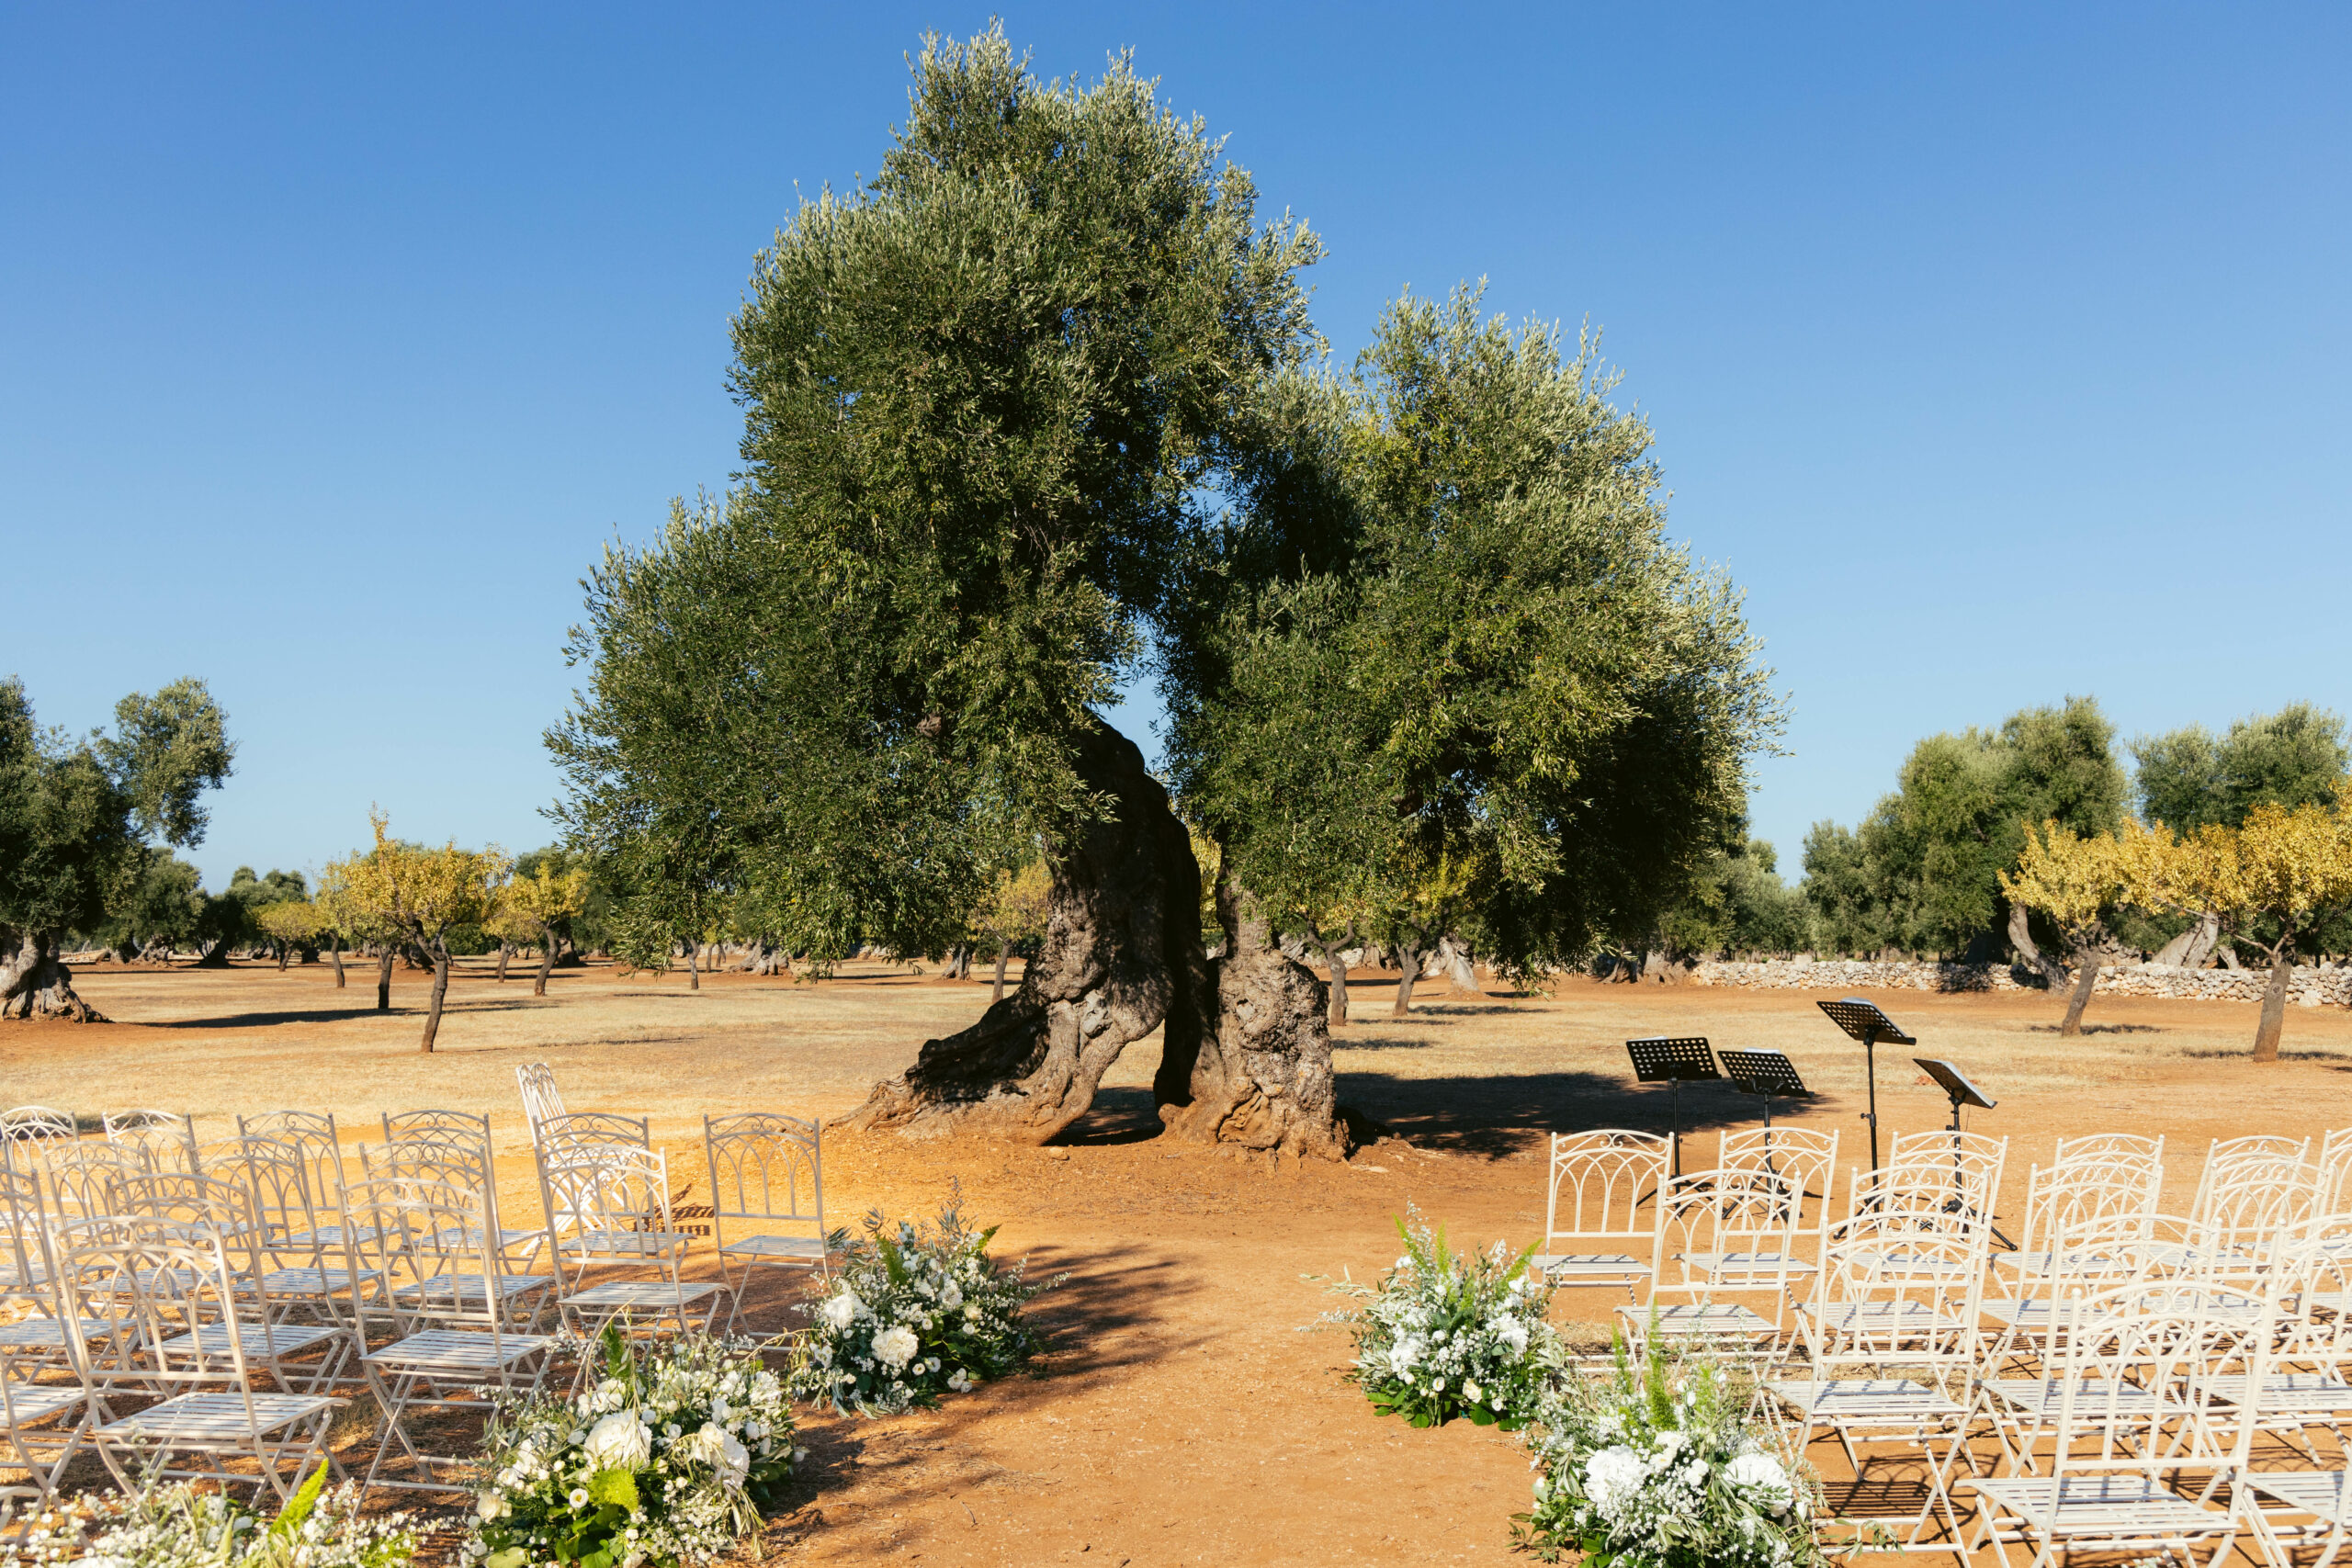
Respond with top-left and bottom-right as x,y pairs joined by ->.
2024,1022 -> 2162,1034
751,1240 -> 1205,1557
1334,1069 -> 1777,1161
146,999 -> 545,1030
1053,1086 -> 1165,1147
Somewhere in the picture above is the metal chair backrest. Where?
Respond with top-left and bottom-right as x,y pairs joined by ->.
0,1153 -> 54,1312
515,1064 -> 566,1143
381,1109 -> 492,1152
102,1109 -> 201,1174
704,1111 -> 824,1241
361,1134 -> 494,1196
1714,1126 -> 1839,1252
238,1111 -> 342,1201
0,1106 -> 78,1168
1812,1188 -> 1992,1378
537,1143 -> 676,1262
1650,1167 -> 1809,1310
2188,1159 -> 2322,1280
536,1111 -> 650,1154
2317,1128 -> 2352,1215
2017,1160 -> 2162,1259
1544,1130 -> 1671,1256
43,1142 -> 141,1224
2046,1280 -> 2269,1479
236,1136 -> 322,1258
113,1170 -> 257,1255
343,1176 -> 514,1340
2054,1131 -> 2164,1172
56,1230 -> 272,1396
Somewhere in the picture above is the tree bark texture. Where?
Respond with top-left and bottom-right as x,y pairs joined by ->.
2059,954 -> 2100,1037
1390,940 -> 1426,1017
495,942 -> 512,982
1437,935 -> 1482,996
2153,914 -> 2221,970
534,930 -> 557,997
2007,903 -> 2069,989
686,940 -> 700,990
1158,872 -> 1347,1159
842,723 -> 1205,1145
195,938 -> 232,969
375,948 -> 395,1012
420,948 -> 450,1052
1318,937 -> 1351,1028
2254,944 -> 2292,1064
991,945 -> 1011,1003
329,936 -> 345,988
1,929 -> 105,1021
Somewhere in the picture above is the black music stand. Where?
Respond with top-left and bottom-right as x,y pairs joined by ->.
1719,1049 -> 1811,1130
1626,1036 -> 1720,1176
1818,997 -> 1916,1170
1912,1057 -> 2012,1247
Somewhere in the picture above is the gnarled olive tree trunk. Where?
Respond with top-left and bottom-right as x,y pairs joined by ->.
1,928 -> 105,1021
842,722 -> 1346,1157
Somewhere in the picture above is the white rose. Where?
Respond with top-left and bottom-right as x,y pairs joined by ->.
819,1291 -> 863,1332
940,1281 -> 963,1310
582,1411 -> 651,1472
1493,1315 -> 1531,1356
718,1429 -> 750,1484
1584,1445 -> 1646,1519
872,1325 -> 921,1371
1726,1451 -> 1794,1517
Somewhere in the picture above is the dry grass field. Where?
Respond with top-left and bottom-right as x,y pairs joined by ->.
8,956 -> 2351,1565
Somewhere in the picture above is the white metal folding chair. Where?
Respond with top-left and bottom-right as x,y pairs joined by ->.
1962,1280 -> 2267,1568
40,1141 -> 139,1229
1532,1130 -> 1671,1302
1622,1170 -> 1808,1372
343,1176 -> 558,1492
0,1350 -> 90,1534
536,1110 -> 650,1153
64,1232 -> 345,1504
1989,1160 -> 2160,1302
235,1135 -> 384,1341
2141,1145 -> 2321,1282
101,1108 -> 202,1174
538,1144 -> 728,1336
360,1129 -> 542,1269
1705,1126 -> 1840,1280
2052,1131 -> 2164,1174
238,1111 -> 344,1209
704,1111 -> 830,1330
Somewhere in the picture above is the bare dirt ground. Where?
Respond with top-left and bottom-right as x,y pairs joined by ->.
8,956 -> 2352,1565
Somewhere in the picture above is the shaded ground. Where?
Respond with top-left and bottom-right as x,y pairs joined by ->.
9,957 -> 2351,1564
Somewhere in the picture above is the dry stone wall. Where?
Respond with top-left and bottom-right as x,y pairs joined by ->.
1690,957 -> 2352,1008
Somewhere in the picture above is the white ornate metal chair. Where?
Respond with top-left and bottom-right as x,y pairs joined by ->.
1532,1130 -> 1671,1302
342,1176 -> 558,1492
40,1141 -> 140,1228
1708,1126 -> 1840,1279
704,1111 -> 829,1330
536,1110 -> 650,1153
1622,1170 -> 1808,1372
101,1108 -> 202,1174
1962,1280 -> 2267,1568
238,1111 -> 343,1210
359,1131 -> 542,1269
64,1231 -> 345,1504
235,1136 -> 383,1341
0,1107 -> 78,1171
538,1143 -> 727,1336
1991,1159 -> 2161,1301
2141,1143 -> 2321,1282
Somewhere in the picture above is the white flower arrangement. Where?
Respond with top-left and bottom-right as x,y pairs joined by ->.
1515,1326 -> 1826,1568
0,1465 -> 413,1566
786,1190 -> 1061,1417
1316,1205 -> 1564,1430
466,1325 -> 800,1568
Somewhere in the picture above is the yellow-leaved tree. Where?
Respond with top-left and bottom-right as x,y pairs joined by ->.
335,809 -> 510,1051
1999,821 -> 2128,1037
500,860 -> 591,997
253,898 -> 329,973
2118,784 -> 2352,1061
314,858 -> 400,1002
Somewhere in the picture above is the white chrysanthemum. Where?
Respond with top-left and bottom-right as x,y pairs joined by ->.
1727,1451 -> 1794,1516
1584,1445 -> 1646,1519
872,1325 -> 921,1371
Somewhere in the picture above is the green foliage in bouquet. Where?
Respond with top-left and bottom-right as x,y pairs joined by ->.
788,1191 -> 1063,1417
468,1326 -> 798,1568
1514,1325 -> 1827,1568
1,1463 -> 413,1566
1317,1206 -> 1564,1430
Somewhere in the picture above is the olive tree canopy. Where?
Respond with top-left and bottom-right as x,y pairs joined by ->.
550,30 -> 1781,1155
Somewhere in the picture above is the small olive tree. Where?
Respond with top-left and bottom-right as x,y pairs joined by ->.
338,810 -> 509,1051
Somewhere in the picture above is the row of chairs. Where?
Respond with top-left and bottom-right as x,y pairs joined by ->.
0,1083 -> 830,1512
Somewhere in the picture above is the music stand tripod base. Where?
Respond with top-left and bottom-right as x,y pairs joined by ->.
1625,1036 -> 1721,1176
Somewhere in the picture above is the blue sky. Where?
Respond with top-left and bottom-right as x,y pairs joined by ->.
5,3 -> 2346,889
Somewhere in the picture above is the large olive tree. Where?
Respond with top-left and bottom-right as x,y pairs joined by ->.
550,31 -> 1777,1156
1,676 -> 233,1019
